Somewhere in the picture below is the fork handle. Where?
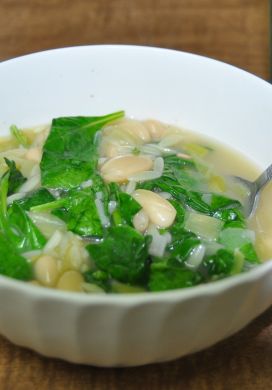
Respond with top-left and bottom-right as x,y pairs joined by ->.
255,164 -> 272,193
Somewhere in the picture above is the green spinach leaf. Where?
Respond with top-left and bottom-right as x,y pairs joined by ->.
30,178 -> 111,237
167,229 -> 200,265
163,155 -> 195,169
169,199 -> 186,226
4,158 -> 26,196
213,208 -> 245,228
203,245 -> 257,279
203,248 -> 235,279
84,269 -> 111,292
112,192 -> 141,226
40,111 -> 124,189
52,186 -> 104,237
0,171 -> 43,280
0,171 -> 46,253
16,188 -> 55,211
148,261 -> 202,291
87,225 -> 151,284
0,232 -> 32,280
7,203 -> 46,252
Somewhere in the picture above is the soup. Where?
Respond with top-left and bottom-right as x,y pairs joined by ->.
0,111 -> 270,293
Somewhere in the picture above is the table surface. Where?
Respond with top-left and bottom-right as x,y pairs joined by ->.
0,1 -> 271,389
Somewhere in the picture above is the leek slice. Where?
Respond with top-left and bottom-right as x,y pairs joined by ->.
184,212 -> 224,241
219,228 -> 254,251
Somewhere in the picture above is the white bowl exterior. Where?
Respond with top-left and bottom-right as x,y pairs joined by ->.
1,262 -> 272,366
0,45 -> 272,366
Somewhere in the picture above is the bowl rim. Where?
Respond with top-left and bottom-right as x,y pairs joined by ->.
1,43 -> 271,89
1,260 -> 272,303
1,44 -> 272,303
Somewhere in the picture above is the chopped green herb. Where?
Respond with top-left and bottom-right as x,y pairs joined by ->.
10,125 -> 29,148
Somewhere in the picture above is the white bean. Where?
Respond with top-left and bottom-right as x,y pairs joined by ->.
132,189 -> 176,228
120,120 -> 151,143
105,119 -> 151,144
100,140 -> 119,158
57,270 -> 84,292
34,255 -> 59,287
143,120 -> 167,141
100,155 -> 153,183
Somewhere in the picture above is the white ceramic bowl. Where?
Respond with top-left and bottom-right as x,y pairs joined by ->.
0,45 -> 272,367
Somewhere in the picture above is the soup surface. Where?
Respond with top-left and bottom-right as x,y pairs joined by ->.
0,111 -> 270,293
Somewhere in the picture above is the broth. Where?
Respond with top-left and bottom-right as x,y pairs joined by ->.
172,128 -> 271,262
0,113 -> 270,293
